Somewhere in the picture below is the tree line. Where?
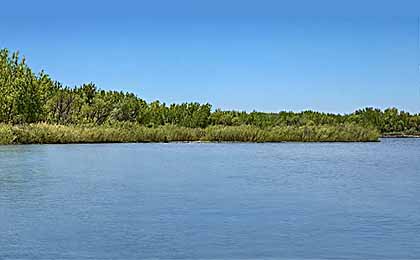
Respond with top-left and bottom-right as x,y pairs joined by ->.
1,48 -> 419,134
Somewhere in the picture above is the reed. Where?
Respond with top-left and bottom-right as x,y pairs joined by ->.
0,123 -> 380,145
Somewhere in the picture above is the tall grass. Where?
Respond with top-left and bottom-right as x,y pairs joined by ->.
0,123 -> 380,145
0,124 -> 15,144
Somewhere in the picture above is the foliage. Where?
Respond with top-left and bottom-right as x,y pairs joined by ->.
0,48 -> 418,144
0,49 -> 54,123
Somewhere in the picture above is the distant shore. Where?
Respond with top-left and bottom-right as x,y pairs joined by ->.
381,133 -> 420,138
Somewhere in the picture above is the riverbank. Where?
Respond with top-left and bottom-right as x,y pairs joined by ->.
1,48 -> 419,143
0,123 -> 380,144
381,132 -> 420,138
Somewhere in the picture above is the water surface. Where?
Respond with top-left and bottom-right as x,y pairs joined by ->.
1,139 -> 419,259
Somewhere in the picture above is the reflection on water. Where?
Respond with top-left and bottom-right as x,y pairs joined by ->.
1,139 -> 420,259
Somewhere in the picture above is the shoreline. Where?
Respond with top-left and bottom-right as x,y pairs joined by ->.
0,140 -> 382,146
381,134 -> 420,138
3,136 -> 419,146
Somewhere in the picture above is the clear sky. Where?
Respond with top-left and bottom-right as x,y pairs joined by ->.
1,0 -> 420,114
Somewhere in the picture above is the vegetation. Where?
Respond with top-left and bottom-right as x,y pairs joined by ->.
0,48 -> 418,143
0,123 -> 379,145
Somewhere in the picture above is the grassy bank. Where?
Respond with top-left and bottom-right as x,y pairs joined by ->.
0,123 -> 380,145
381,132 -> 420,138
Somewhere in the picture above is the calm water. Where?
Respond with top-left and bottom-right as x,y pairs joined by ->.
1,139 -> 419,259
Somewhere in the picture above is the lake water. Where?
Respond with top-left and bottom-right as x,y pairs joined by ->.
1,139 -> 419,259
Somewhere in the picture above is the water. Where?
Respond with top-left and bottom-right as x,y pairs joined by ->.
1,139 -> 419,259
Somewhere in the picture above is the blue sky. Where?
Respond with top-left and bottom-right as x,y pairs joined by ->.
1,0 -> 420,113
